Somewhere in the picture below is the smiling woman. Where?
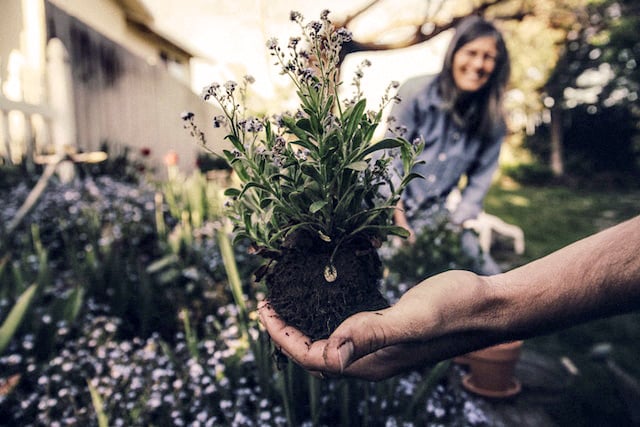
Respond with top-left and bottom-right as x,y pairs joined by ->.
452,36 -> 498,92
386,15 -> 511,276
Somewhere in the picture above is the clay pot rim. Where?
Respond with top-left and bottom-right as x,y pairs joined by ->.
462,374 -> 522,398
465,340 -> 524,362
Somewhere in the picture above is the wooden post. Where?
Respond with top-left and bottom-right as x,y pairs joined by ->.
550,105 -> 564,177
47,38 -> 77,181
46,38 -> 76,154
0,109 -> 12,165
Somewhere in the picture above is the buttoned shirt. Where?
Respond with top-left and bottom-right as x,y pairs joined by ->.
386,74 -> 504,226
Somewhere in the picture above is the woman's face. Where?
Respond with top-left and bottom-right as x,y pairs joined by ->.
452,35 -> 498,93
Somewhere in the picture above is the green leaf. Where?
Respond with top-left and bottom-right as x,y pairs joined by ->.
361,138 -> 404,158
300,164 -> 323,182
362,120 -> 379,143
63,286 -> 84,324
296,118 -> 313,133
386,225 -> 411,238
87,380 -> 109,427
320,134 -> 340,159
224,188 -> 241,197
239,182 -> 274,198
225,134 -> 244,152
401,172 -> 425,187
232,163 -> 250,182
0,284 -> 38,355
222,149 -> 236,163
146,254 -> 180,274
345,161 -> 368,171
282,116 -> 313,147
344,99 -> 367,140
318,230 -> 332,242
259,197 -> 274,209
292,138 -> 319,155
288,190 -> 304,204
349,224 -> 410,239
310,200 -> 328,213
268,173 -> 295,183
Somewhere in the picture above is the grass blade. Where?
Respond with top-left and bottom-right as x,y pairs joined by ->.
87,380 -> 109,427
0,284 -> 38,355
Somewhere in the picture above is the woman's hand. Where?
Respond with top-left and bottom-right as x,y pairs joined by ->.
393,200 -> 415,244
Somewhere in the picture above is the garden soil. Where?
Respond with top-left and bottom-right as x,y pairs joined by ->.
264,234 -> 389,341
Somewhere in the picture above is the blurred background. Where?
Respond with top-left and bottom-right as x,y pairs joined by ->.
2,0 -> 638,182
1,1 -> 639,426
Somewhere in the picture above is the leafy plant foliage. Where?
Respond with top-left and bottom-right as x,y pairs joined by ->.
184,10 -> 423,262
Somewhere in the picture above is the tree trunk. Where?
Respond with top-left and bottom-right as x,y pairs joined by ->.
550,105 -> 564,177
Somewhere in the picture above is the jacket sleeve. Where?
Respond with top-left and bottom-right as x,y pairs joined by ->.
450,135 -> 503,224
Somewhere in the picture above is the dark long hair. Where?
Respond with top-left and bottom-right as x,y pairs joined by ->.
438,16 -> 511,140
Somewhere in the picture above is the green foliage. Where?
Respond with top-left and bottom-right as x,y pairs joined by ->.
386,216 -> 477,284
0,284 -> 38,355
190,11 -> 423,259
524,104 -> 640,184
484,182 -> 640,262
87,380 -> 109,427
0,170 -> 236,349
501,161 -> 554,186
0,162 -> 40,189
0,224 -> 87,360
0,156 -> 463,423
589,0 -> 640,102
535,0 -> 640,180
3,141 -> 638,424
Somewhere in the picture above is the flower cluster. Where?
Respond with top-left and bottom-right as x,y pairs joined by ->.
188,10 -> 424,260
0,296 -> 487,426
0,169 -> 243,347
0,175 -> 164,274
385,209 -> 479,283
0,302 -> 287,426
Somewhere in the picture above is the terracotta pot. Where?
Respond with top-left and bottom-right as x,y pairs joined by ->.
461,340 -> 524,398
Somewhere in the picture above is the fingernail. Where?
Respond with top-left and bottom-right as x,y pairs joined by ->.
337,341 -> 354,373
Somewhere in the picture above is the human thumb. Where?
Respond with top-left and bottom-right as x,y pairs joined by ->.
336,340 -> 354,373
323,310 -> 393,373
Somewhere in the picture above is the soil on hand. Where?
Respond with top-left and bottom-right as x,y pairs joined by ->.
265,235 -> 389,341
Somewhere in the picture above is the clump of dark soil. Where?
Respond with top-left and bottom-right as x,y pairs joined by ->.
264,234 -> 389,341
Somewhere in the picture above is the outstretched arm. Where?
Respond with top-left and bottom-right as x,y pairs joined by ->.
259,215 -> 640,381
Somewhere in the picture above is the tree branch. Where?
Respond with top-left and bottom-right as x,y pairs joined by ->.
336,0 -> 527,60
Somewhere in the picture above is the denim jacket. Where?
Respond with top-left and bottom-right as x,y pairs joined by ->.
386,74 -> 504,225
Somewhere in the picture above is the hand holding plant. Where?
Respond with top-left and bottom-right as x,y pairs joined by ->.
183,10 -> 423,340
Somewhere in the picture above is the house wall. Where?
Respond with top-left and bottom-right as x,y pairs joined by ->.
1,0 -> 226,175
48,0 -> 156,65
1,0 -> 50,163
48,0 -> 192,85
45,1 -> 226,176
0,1 -> 25,88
